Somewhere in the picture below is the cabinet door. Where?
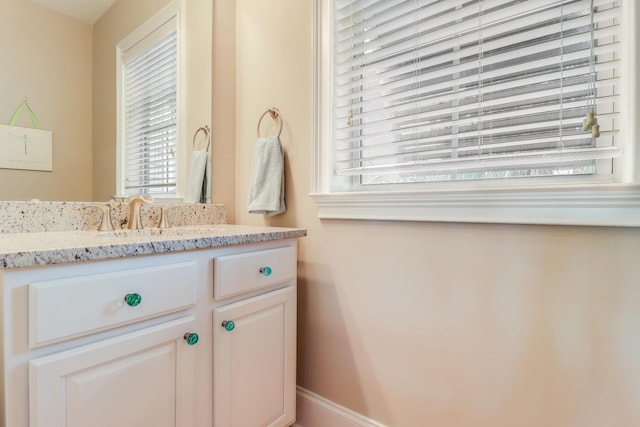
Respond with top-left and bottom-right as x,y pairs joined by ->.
213,286 -> 296,427
29,316 -> 198,427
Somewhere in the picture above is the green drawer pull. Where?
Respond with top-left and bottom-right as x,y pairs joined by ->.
124,293 -> 142,307
183,332 -> 199,345
221,320 -> 235,331
259,266 -> 272,276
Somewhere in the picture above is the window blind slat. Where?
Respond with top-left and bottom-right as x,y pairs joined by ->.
334,89 -> 620,147
335,79 -> 619,138
336,132 -> 615,161
336,121 -> 618,156
334,41 -> 618,103
126,71 -> 177,102
126,107 -> 176,132
335,13 -> 618,84
336,0 -> 564,56
335,62 -> 618,122
336,147 -> 621,176
125,40 -> 176,76
126,50 -> 177,85
126,145 -> 176,159
335,0 -> 614,57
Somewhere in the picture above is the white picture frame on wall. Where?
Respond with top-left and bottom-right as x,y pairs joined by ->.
0,124 -> 53,172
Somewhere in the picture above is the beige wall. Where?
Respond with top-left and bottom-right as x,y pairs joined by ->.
0,0 -> 92,201
234,1 -> 640,426
212,0 -> 237,222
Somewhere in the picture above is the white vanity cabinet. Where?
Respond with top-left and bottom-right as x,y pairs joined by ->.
0,238 -> 299,427
1,255 -> 201,427
212,246 -> 297,427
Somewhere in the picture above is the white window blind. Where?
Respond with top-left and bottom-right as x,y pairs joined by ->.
123,18 -> 178,196
333,0 -> 621,186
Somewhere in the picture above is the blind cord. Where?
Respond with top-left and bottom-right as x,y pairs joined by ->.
582,0 -> 600,137
559,1 -> 565,150
478,3 -> 484,157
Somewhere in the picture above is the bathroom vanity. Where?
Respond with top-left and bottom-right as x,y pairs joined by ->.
0,207 -> 305,427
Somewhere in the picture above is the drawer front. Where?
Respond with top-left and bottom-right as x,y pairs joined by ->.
214,246 -> 296,300
29,261 -> 196,347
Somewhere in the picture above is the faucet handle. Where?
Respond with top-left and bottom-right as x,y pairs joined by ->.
157,206 -> 175,229
83,204 -> 114,232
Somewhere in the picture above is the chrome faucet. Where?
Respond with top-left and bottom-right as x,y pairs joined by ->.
127,195 -> 150,229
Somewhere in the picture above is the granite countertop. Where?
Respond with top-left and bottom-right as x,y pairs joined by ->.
0,225 -> 307,269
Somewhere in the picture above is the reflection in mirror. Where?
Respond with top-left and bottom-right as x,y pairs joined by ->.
0,0 -> 212,202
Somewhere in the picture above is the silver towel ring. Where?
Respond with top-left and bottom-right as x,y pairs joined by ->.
193,125 -> 211,151
257,108 -> 283,138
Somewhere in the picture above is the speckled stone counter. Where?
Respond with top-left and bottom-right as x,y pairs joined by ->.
0,224 -> 307,269
0,201 -> 306,269
0,201 -> 227,233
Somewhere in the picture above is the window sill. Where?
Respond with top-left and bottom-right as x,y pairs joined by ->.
309,184 -> 640,227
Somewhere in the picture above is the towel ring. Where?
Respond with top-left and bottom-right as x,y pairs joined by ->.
193,125 -> 211,151
257,108 -> 283,138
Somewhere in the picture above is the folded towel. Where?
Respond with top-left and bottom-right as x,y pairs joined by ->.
248,136 -> 286,216
184,150 -> 211,204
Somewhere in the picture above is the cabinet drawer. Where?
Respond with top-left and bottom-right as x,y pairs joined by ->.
214,246 -> 296,300
29,262 -> 196,347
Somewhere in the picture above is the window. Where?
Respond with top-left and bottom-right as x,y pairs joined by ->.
117,3 -> 180,198
312,0 -> 640,226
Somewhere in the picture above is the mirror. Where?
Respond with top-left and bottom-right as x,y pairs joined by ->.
0,0 -> 213,202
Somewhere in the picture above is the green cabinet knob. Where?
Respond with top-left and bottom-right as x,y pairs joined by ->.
183,332 -> 199,345
124,293 -> 142,307
221,320 -> 235,331
259,266 -> 272,276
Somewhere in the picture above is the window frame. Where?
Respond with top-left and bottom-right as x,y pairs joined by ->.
310,0 -> 640,226
116,0 -> 183,202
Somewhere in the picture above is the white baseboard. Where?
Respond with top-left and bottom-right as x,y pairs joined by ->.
294,386 -> 387,427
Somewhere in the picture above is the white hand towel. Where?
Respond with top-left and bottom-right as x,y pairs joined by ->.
184,150 -> 211,204
248,136 -> 286,216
